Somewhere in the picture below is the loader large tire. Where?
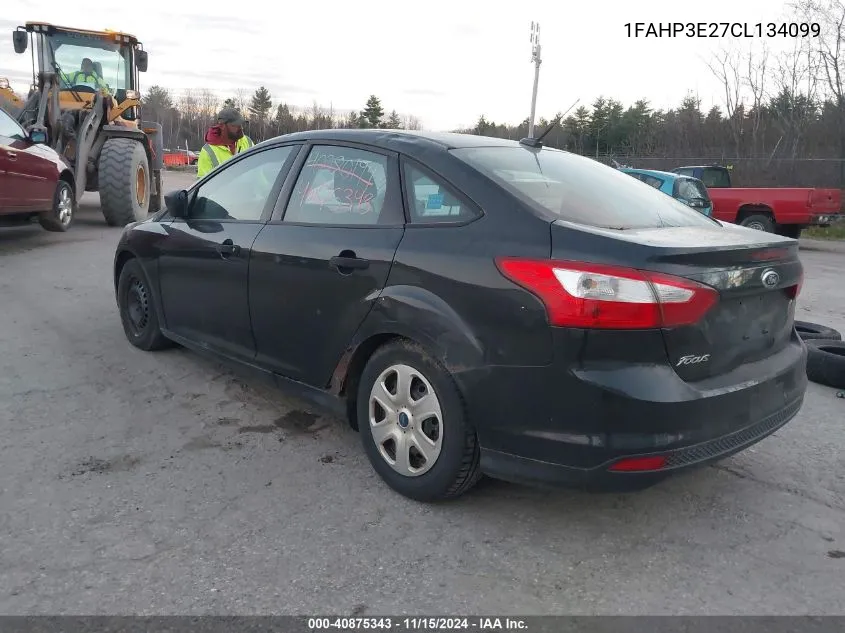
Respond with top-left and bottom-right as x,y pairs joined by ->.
99,138 -> 151,227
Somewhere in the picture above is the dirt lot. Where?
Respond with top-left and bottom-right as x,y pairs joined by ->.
1,171 -> 843,615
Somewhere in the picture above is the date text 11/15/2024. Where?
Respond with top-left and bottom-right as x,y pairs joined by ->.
307,617 -> 528,631
624,22 -> 820,38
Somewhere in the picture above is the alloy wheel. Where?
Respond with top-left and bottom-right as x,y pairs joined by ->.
56,186 -> 73,225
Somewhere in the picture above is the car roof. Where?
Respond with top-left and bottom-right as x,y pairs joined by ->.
258,128 -> 527,160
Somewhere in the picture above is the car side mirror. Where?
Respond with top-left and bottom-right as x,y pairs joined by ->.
165,189 -> 189,217
12,31 -> 27,54
28,128 -> 47,144
136,50 -> 148,72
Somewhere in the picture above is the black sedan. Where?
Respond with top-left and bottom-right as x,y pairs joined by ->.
113,129 -> 807,502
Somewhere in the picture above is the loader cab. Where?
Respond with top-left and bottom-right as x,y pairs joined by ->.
11,22 -> 147,122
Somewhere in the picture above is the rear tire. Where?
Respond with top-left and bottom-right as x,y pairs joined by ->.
805,339 -> 845,389
117,258 -> 173,351
740,213 -> 775,233
357,340 -> 482,502
795,320 -> 842,342
38,180 -> 75,232
778,225 -> 802,239
99,138 -> 150,227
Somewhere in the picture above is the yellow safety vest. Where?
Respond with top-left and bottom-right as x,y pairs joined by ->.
197,136 -> 255,178
68,71 -> 109,90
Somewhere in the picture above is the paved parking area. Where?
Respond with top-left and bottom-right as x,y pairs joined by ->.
1,171 -> 843,615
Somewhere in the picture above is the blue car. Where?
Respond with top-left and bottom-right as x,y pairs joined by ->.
618,168 -> 713,216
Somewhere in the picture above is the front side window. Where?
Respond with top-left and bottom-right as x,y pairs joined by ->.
404,163 -> 478,223
189,146 -> 294,222
284,145 -> 390,225
452,146 -> 717,230
0,108 -> 24,139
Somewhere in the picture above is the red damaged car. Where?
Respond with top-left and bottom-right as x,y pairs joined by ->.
672,164 -> 841,238
0,106 -> 76,231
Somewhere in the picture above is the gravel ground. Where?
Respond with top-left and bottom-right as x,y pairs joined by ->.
0,171 -> 843,615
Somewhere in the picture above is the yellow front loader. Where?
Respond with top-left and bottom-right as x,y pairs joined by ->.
5,22 -> 164,225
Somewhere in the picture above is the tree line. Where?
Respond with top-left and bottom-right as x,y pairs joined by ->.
457,0 -> 845,188
134,0 -> 845,187
141,86 -> 422,151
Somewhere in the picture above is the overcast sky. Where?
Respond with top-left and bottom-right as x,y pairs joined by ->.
1,0 -> 806,130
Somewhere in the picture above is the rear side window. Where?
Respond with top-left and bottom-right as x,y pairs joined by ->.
631,173 -> 663,189
403,163 -> 478,223
701,168 -> 730,188
451,146 -> 716,230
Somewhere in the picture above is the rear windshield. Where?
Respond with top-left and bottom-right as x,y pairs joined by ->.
450,146 -> 717,230
700,168 -> 731,188
675,177 -> 710,203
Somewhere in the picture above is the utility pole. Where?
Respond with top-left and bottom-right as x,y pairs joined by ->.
529,21 -> 542,138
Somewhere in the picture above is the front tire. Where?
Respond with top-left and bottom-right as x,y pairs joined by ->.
99,138 -> 150,227
778,224 -> 802,239
357,340 -> 482,502
117,258 -> 173,351
38,179 -> 75,232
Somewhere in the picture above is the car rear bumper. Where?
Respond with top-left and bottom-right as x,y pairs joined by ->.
808,213 -> 841,226
479,394 -> 802,489
461,333 -> 808,489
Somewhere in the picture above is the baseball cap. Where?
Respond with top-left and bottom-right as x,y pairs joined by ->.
217,107 -> 245,125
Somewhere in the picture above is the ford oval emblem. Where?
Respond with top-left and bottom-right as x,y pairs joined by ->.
761,269 -> 780,288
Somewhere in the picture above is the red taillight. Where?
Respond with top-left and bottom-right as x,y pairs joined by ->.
495,258 -> 719,329
608,456 -> 667,472
786,269 -> 803,299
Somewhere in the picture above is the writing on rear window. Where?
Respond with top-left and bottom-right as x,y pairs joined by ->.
284,145 -> 388,225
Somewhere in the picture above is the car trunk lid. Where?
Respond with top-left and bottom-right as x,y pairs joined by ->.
549,220 -> 802,382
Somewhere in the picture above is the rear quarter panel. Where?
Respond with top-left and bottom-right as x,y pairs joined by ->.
708,187 -> 829,224
365,151 -> 556,374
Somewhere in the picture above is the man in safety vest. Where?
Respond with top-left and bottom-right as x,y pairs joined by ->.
197,107 -> 255,179
67,58 -> 110,92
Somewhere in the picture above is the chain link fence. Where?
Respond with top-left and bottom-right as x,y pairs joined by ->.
596,155 -> 845,189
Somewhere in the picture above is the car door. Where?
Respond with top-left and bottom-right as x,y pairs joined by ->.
156,144 -> 301,361
0,108 -> 51,212
248,142 -> 405,386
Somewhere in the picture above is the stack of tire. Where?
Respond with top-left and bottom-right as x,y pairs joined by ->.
795,321 -> 845,390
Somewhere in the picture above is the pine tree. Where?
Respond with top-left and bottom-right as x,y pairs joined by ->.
362,95 -> 384,128
248,86 -> 273,140
386,109 -> 402,129
274,103 -> 295,135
